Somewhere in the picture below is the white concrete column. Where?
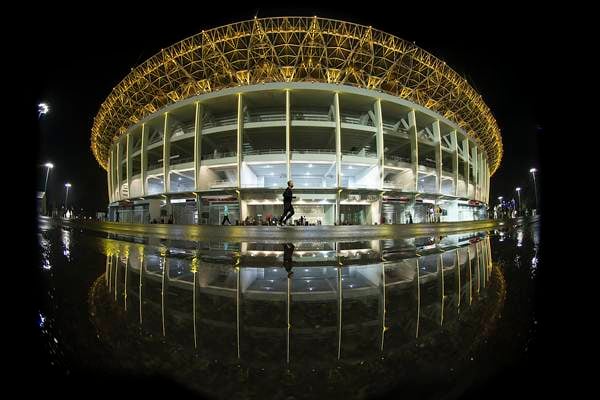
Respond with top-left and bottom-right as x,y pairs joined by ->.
472,144 -> 478,201
116,141 -> 122,201
194,102 -> 202,191
107,151 -> 112,203
141,124 -> 148,196
286,90 -> 291,182
237,94 -> 243,188
462,138 -> 469,198
485,158 -> 489,204
452,131 -> 459,196
433,120 -> 442,194
163,113 -> 171,193
126,132 -> 132,199
107,147 -> 112,203
408,110 -> 418,192
334,92 -> 341,188
478,151 -> 483,202
375,99 -> 384,189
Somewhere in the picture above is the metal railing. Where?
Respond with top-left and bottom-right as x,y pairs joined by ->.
382,124 -> 409,135
202,151 -> 237,160
170,155 -> 194,165
340,113 -> 375,127
147,162 -> 163,171
243,149 -> 286,156
245,111 -> 286,123
421,158 -> 437,168
292,110 -> 333,122
385,154 -> 411,163
203,115 -> 238,129
291,148 -> 336,154
341,149 -> 377,158
211,180 -> 237,188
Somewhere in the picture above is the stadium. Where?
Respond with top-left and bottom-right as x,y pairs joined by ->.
91,17 -> 502,225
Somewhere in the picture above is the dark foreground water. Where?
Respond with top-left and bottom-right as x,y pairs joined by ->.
32,220 -> 542,400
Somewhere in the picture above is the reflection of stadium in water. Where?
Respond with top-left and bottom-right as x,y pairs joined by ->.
98,231 -> 495,368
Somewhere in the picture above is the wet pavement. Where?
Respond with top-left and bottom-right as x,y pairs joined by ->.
31,218 -> 542,399
47,216 -> 521,240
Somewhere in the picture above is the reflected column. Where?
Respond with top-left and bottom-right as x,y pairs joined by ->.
123,247 -> 129,311
235,255 -> 241,360
380,262 -> 387,352
475,242 -> 481,294
114,249 -> 119,301
438,253 -> 444,326
455,249 -> 461,313
337,255 -> 343,360
467,246 -> 473,305
415,258 -> 421,338
286,264 -> 291,364
191,256 -> 199,349
161,247 -> 168,337
138,246 -> 144,325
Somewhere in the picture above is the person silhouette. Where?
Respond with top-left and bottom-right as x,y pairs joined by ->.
283,243 -> 295,277
279,180 -> 296,226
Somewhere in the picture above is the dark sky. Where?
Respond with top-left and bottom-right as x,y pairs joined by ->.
31,6 -> 547,214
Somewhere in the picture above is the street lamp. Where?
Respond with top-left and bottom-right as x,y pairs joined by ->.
530,168 -> 538,212
38,103 -> 49,118
64,183 -> 72,217
43,162 -> 54,193
515,187 -> 521,215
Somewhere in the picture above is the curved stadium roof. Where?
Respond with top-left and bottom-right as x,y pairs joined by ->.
91,16 -> 502,174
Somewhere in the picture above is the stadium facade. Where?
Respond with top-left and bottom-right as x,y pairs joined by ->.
92,17 -> 502,225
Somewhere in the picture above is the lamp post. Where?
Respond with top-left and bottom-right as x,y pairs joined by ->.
43,162 -> 54,193
64,183 -> 72,217
38,103 -> 49,119
529,168 -> 538,213
515,187 -> 521,216
497,196 -> 503,219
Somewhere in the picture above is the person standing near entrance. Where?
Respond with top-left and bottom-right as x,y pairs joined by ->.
221,205 -> 231,225
279,180 -> 296,226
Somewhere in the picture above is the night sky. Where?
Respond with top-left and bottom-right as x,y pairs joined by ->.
31,6 -> 546,214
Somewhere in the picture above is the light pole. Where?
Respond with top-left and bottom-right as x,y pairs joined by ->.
64,183 -> 72,217
497,196 -> 503,219
530,168 -> 538,213
38,103 -> 49,119
43,162 -> 54,192
515,187 -> 521,216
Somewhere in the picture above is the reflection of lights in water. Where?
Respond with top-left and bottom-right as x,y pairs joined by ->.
514,254 -> 521,269
531,256 -> 537,266
62,229 -> 71,259
39,313 -> 46,328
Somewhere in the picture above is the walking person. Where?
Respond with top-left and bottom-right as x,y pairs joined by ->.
279,180 -> 296,226
221,205 -> 232,225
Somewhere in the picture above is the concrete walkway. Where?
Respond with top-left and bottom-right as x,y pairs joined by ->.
41,215 -> 539,241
